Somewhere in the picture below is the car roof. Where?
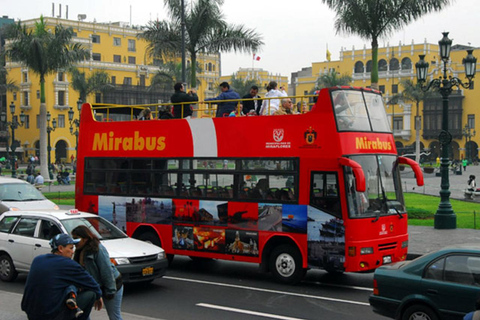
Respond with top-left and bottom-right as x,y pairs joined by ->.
0,176 -> 30,184
0,209 -> 98,220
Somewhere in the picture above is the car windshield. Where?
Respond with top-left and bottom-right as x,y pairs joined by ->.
60,216 -> 127,240
0,183 -> 47,201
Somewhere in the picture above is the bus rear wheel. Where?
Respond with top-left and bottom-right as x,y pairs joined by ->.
269,244 -> 305,284
137,232 -> 174,265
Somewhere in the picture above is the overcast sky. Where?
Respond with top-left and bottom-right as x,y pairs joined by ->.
3,0 -> 479,78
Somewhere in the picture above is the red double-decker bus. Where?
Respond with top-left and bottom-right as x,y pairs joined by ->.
75,87 -> 423,284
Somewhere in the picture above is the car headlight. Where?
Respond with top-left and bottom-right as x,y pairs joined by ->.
157,251 -> 166,260
110,257 -> 130,266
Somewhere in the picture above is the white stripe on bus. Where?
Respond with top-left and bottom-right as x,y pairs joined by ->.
187,118 -> 218,157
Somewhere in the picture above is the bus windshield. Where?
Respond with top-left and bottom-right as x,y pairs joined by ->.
332,90 -> 390,132
345,155 -> 405,219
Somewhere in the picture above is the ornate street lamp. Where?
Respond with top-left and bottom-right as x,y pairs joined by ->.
462,124 -> 476,163
0,102 -> 25,177
415,32 -> 477,229
46,111 -> 57,179
68,99 -> 82,153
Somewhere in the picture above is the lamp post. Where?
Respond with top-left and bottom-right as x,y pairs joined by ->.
415,32 -> 477,229
68,99 -> 82,153
462,124 -> 476,163
0,102 -> 25,178
46,111 -> 57,179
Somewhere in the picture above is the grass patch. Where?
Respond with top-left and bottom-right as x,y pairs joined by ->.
405,193 -> 480,229
43,191 -> 75,206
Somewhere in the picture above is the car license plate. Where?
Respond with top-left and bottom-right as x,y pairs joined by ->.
383,255 -> 392,264
142,267 -> 154,276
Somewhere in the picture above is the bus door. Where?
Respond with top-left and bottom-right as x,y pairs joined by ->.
307,172 -> 345,272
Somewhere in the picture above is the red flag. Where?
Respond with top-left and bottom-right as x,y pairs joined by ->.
253,54 -> 261,61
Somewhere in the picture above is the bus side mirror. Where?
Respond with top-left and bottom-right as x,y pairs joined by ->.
398,157 -> 424,186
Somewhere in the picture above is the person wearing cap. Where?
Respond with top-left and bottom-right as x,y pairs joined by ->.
21,234 -> 103,320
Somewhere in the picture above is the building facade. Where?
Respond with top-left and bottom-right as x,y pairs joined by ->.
293,40 -> 480,163
220,67 -> 288,96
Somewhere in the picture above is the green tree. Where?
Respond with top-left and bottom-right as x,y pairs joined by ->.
321,0 -> 452,89
5,16 -> 90,178
148,61 -> 202,92
229,74 -> 258,96
315,69 -> 351,90
389,79 -> 439,162
70,68 -> 113,103
141,0 -> 263,88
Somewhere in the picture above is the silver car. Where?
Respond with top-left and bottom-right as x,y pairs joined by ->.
0,209 -> 168,283
0,177 -> 58,213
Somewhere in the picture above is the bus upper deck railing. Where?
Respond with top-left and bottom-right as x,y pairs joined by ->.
90,95 -> 318,121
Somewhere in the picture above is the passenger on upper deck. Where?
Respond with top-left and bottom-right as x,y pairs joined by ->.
205,82 -> 241,117
242,85 -> 262,115
274,98 -> 293,116
171,83 -> 198,119
137,108 -> 152,120
259,81 -> 287,115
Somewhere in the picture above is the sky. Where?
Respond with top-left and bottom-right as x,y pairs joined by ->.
2,0 -> 480,79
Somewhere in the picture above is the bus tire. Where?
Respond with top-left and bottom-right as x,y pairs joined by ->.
137,232 -> 174,265
269,244 -> 305,284
0,254 -> 18,282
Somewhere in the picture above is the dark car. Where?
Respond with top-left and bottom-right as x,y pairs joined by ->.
369,244 -> 480,320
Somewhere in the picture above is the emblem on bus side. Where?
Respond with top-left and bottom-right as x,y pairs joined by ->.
273,129 -> 284,142
304,126 -> 317,144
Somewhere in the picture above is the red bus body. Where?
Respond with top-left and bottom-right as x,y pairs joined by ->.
75,87 -> 423,283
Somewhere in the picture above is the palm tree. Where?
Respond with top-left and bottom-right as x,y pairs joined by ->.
389,79 -> 439,162
148,61 -> 202,92
141,0 -> 263,88
229,74 -> 258,96
70,68 -> 114,103
321,0 -> 452,89
5,16 -> 90,178
315,69 -> 351,89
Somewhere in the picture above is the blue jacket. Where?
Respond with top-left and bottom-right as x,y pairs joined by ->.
80,243 -> 120,296
205,89 -> 241,117
21,254 -> 101,320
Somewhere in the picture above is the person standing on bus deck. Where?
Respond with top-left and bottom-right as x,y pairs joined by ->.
170,82 -> 198,119
242,85 -> 262,115
205,82 -> 241,117
259,81 -> 287,115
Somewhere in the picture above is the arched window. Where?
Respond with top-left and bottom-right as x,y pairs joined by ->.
354,61 -> 364,74
208,63 -> 212,72
366,60 -> 372,72
389,58 -> 399,71
401,57 -> 412,70
378,59 -> 388,72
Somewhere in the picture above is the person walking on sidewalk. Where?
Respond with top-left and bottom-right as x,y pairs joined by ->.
72,225 -> 124,320
463,158 -> 468,171
21,234 -> 102,320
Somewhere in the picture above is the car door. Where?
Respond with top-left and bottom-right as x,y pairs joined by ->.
421,254 -> 480,319
7,217 -> 40,271
33,219 -> 63,259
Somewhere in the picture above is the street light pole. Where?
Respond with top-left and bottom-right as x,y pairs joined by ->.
46,111 -> 57,179
415,32 -> 477,229
1,102 -> 25,178
68,99 -> 82,154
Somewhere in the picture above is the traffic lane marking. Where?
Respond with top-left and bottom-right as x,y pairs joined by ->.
197,303 -> 306,320
164,276 -> 370,306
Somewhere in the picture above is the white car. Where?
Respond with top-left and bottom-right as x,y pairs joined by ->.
0,209 -> 168,283
0,176 -> 58,213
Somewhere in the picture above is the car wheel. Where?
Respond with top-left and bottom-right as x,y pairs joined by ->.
0,254 -> 18,282
402,304 -> 438,320
269,244 -> 305,284
137,232 -> 174,265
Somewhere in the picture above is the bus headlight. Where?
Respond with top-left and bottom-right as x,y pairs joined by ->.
402,240 -> 408,248
360,247 -> 374,255
110,257 -> 130,266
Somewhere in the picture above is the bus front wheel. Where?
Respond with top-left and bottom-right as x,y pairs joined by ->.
269,244 -> 305,284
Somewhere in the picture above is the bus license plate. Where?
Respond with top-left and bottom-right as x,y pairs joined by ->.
383,255 -> 392,264
142,267 -> 154,276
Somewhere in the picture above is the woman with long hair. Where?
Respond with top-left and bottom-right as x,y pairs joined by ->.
72,225 -> 123,320
259,81 -> 287,115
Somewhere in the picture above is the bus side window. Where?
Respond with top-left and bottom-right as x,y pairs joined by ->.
310,172 -> 341,218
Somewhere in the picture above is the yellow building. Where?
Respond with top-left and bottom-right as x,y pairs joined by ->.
220,68 -> 288,96
293,40 -> 479,162
4,17 -> 220,163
